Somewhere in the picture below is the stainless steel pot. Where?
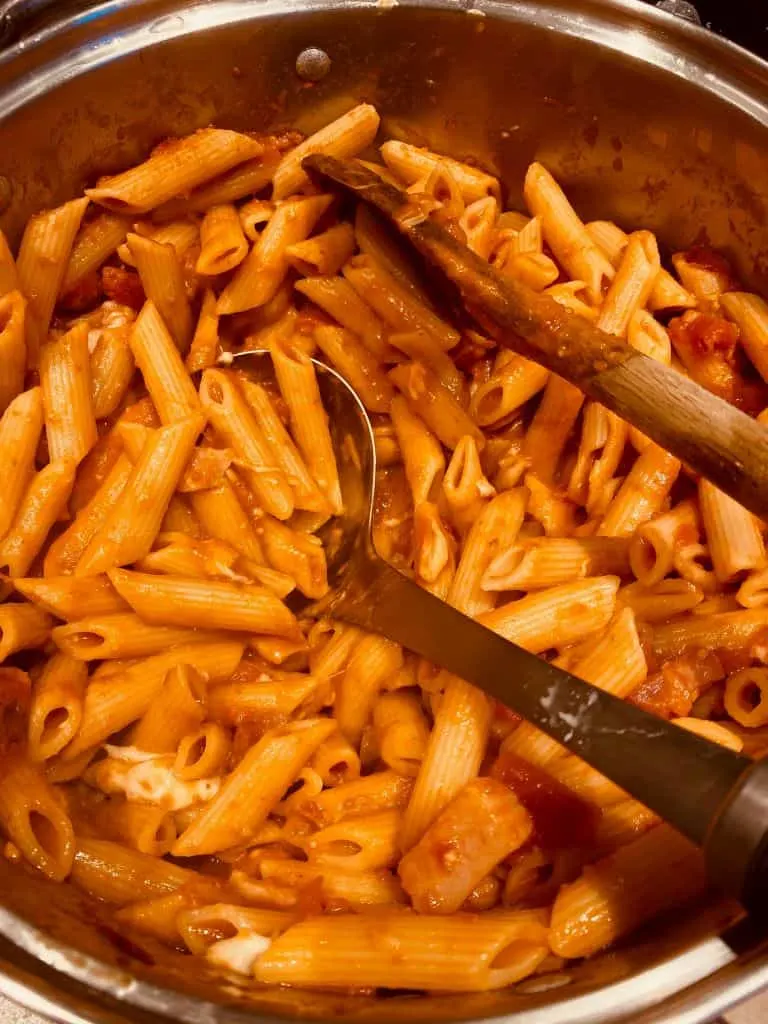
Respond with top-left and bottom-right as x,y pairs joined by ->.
0,1 -> 767,1021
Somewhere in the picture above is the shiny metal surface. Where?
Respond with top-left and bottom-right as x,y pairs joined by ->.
0,1 -> 767,1022
231,350 -> 378,605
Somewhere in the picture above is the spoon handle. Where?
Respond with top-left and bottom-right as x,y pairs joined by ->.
329,556 -> 765,900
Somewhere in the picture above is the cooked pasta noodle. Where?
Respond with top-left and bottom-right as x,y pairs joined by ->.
0,112 -> 762,997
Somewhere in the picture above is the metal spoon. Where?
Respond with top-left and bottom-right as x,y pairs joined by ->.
233,349 -> 768,912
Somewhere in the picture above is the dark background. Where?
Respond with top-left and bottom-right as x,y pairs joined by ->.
684,0 -> 768,58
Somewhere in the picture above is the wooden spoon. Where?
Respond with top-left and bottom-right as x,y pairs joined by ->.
304,153 -> 768,518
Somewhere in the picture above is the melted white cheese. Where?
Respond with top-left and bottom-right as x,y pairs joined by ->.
103,747 -> 220,810
207,933 -> 271,975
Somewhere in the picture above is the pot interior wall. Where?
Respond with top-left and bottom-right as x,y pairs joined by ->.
0,2 -> 767,1021
1,1 -> 768,290
0,853 -> 747,1023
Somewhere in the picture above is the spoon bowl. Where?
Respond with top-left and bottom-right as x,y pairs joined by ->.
231,349 -> 376,613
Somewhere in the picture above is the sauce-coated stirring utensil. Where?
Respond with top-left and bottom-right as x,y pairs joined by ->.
234,350 -> 768,912
303,153 -> 768,519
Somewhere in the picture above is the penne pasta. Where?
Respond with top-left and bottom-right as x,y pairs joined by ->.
15,575 -> 129,620
274,104 -> 381,199
400,674 -> 491,851
218,194 -> 332,314
52,613 -> 234,660
207,672 -> 319,728
354,202 -> 440,316
86,129 -> 264,215
185,288 -> 220,373
390,394 -> 445,507
389,330 -> 465,399
28,652 -> 88,761
286,223 -> 356,278
16,197 -> 89,364
89,799 -> 177,858
172,718 -> 336,856
449,489 -> 528,617
295,275 -> 391,361
629,500 -> 699,587
479,577 -> 619,652
127,235 -> 193,352
721,291 -> 768,383
43,454 -> 132,576
303,809 -> 401,872
390,361 -> 483,450
310,729 -> 361,787
724,667 -> 768,728
381,140 -> 501,203
268,339 -> 342,514
336,634 -> 404,745
61,212 -> 131,295
483,536 -> 629,592
109,568 -> 300,637
71,838 -> 196,904
256,908 -> 549,990
674,716 -> 743,753
90,322 -> 135,419
189,480 -> 265,564
260,858 -> 404,909
596,231 -> 660,338
118,219 -> 200,268
239,197 -> 274,241
399,778 -> 532,913
0,459 -> 77,577
344,253 -> 460,350
0,290 -> 27,414
200,368 -> 294,520
237,377 -> 328,513
298,769 -> 412,827
598,446 -> 680,538
522,376 -> 584,483
257,516 -> 328,600
131,663 -> 207,753
0,755 -> 75,880
550,825 -> 706,958
0,229 -> 18,297
0,604 -> 53,662
313,324 -> 395,413
174,722 -> 231,780
620,578 -> 703,622
75,415 -> 204,575
156,150 -> 281,219
699,478 -> 765,583
3,115 -> 767,991
671,250 -> 729,311
63,641 -> 243,759
40,322 -> 98,464
196,204 -> 248,276
469,353 -> 549,428
587,220 -> 695,312
373,691 -> 430,778
129,300 -> 200,423
651,609 -> 768,660
524,163 -> 613,302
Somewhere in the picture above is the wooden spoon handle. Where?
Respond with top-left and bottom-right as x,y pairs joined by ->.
305,154 -> 768,518
590,355 -> 768,513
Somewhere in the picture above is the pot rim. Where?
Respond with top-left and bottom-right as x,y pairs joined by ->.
1,2 -> 768,1023
0,896 -> 764,1024
0,0 -> 768,123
